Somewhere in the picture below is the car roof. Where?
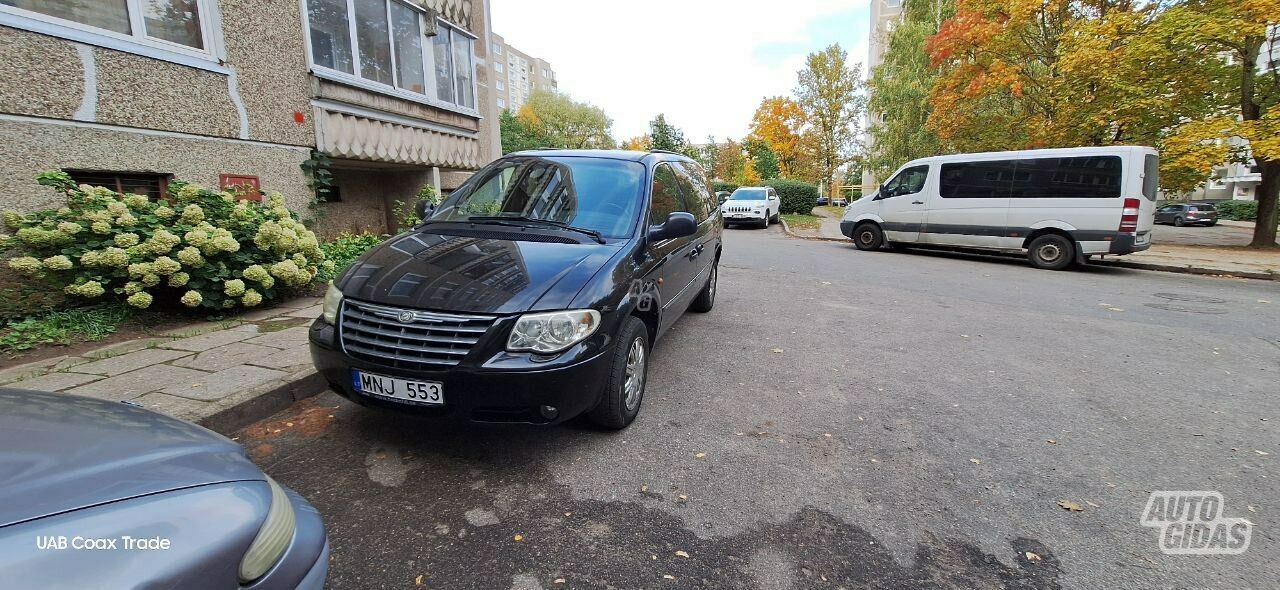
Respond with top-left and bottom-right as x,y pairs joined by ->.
506,149 -> 694,164
905,145 -> 1155,166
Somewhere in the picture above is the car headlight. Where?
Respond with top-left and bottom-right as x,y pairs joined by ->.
239,477 -> 297,583
321,283 -> 343,324
507,309 -> 601,354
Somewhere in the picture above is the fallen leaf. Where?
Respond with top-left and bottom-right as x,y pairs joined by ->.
663,575 -> 676,580
415,574 -> 424,586
1086,500 -> 1101,508
1047,440 -> 1057,444
641,485 -> 649,492
285,422 -> 294,427
695,453 -> 706,459
554,578 -> 566,584
1248,505 -> 1257,513
675,550 -> 690,558
678,495 -> 688,502
1058,500 -> 1084,512
1025,551 -> 1042,562
564,512 -> 572,517
1259,300 -> 1271,304
735,432 -> 745,436
771,348 -> 784,353
824,433 -> 832,438
1257,450 -> 1271,456
970,458 -> 981,465
1107,307 -> 1124,312
513,534 -> 524,542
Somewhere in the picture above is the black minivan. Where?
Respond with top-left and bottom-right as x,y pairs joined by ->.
309,150 -> 722,429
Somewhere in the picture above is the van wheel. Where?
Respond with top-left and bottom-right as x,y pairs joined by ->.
588,317 -> 649,430
852,223 -> 884,251
1173,216 -> 1185,227
1027,234 -> 1074,270
689,262 -> 717,313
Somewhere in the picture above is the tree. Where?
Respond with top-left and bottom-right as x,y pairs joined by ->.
620,135 -> 652,151
745,139 -> 781,180
499,110 -> 548,154
649,114 -> 688,152
866,0 -> 953,181
795,45 -> 865,197
748,97 -> 813,179
516,90 -> 614,150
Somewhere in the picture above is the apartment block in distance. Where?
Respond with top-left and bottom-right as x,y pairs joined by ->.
488,32 -> 556,113
861,0 -> 905,189
0,0 -> 501,236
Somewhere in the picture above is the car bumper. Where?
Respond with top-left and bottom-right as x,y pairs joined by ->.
245,484 -> 328,590
1107,231 -> 1151,255
309,320 -> 612,424
839,220 -> 855,238
723,211 -> 767,222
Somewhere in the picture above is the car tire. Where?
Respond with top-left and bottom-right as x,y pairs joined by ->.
771,210 -> 780,223
1174,216 -> 1185,227
852,223 -> 884,251
759,215 -> 769,229
689,262 -> 717,313
587,316 -> 650,430
1027,234 -> 1074,270
1206,221 -> 1217,227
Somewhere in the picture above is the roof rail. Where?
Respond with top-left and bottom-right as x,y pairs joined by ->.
649,149 -> 685,156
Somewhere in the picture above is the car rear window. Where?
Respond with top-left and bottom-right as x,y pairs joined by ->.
1142,154 -> 1159,201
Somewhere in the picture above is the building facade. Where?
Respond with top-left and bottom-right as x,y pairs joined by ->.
861,0 -> 904,190
487,32 -> 556,113
0,0 -> 501,236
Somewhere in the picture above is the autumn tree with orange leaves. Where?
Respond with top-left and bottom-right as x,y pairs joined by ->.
748,97 -> 816,179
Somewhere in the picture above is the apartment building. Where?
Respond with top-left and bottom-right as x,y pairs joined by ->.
488,32 -> 556,113
860,0 -> 905,189
0,0 -> 501,236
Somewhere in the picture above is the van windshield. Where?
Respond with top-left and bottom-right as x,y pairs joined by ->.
430,156 -> 645,239
730,189 -> 768,200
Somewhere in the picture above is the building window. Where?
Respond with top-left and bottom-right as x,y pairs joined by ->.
306,0 -> 477,111
66,170 -> 170,199
494,62 -> 504,73
491,41 -> 501,54
497,98 -> 505,109
0,0 -> 217,64
496,80 -> 504,91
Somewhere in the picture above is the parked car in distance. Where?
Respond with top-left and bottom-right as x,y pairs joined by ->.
0,389 -> 328,589
841,146 -> 1158,270
1155,203 -> 1218,226
816,196 -> 830,206
720,186 -> 780,228
311,150 -> 723,430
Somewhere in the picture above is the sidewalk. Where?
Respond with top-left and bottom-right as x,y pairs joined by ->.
0,296 -> 327,432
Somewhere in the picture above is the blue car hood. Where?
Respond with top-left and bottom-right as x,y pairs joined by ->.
337,229 -> 622,314
0,389 -> 263,528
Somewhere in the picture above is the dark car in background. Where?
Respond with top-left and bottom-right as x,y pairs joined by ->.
0,389 -> 328,589
310,150 -> 723,429
1155,203 -> 1218,226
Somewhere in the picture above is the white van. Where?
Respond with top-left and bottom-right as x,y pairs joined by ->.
840,146 -> 1158,270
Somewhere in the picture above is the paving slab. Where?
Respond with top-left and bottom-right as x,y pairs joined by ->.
173,343 -> 283,372
72,348 -> 192,376
285,304 -> 324,319
243,326 -> 312,349
236,307 -> 295,322
246,346 -> 314,371
162,329 -> 258,352
13,371 -> 102,392
0,355 -> 70,385
161,364 -> 288,401
81,338 -> 173,360
132,391 -> 226,422
67,364 -> 211,401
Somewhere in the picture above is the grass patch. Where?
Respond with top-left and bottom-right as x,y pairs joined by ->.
781,214 -> 823,231
814,205 -> 846,218
0,304 -> 135,356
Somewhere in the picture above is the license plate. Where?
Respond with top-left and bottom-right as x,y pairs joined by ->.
352,370 -> 443,405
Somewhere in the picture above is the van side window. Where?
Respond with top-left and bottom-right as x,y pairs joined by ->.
673,162 -> 713,223
1009,156 -> 1122,199
649,163 -> 689,226
882,165 -> 929,197
940,161 -> 1014,198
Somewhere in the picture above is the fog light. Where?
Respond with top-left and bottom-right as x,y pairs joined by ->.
539,405 -> 559,420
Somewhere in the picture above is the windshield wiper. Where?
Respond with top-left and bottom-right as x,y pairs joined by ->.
466,216 -> 606,244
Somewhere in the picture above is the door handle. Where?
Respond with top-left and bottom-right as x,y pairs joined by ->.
912,200 -> 924,205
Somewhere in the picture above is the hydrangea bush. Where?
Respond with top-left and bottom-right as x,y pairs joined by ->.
2,172 -> 332,311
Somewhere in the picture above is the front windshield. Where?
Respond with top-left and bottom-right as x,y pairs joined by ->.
730,189 -> 767,200
430,156 -> 645,239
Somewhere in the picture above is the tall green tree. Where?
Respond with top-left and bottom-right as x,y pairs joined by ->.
866,0 -> 953,182
795,44 -> 865,197
516,90 -> 614,150
649,114 -> 688,152
499,110 -> 548,154
745,139 -> 781,180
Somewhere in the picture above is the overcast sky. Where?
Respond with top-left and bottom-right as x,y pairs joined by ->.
489,0 -> 871,143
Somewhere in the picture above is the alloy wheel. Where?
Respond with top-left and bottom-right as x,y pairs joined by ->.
623,337 -> 646,411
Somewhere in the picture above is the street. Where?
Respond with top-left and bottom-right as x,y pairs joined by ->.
240,227 -> 1280,590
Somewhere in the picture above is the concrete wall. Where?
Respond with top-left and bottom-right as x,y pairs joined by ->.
319,167 -> 434,237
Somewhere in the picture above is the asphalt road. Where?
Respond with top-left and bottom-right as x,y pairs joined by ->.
239,226 -> 1279,590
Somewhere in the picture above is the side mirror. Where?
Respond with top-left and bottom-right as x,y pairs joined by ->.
649,212 -> 697,242
415,199 -> 433,220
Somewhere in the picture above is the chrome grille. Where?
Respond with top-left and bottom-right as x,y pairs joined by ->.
724,206 -> 760,213
340,300 -> 496,370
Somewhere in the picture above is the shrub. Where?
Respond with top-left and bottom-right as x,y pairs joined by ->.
712,181 -> 740,194
317,232 -> 384,283
2,171 -> 330,311
1215,200 -> 1258,221
765,179 -> 821,214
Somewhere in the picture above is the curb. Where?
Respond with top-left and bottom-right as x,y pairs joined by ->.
778,217 -> 850,243
1088,258 -> 1278,281
198,368 -> 329,435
